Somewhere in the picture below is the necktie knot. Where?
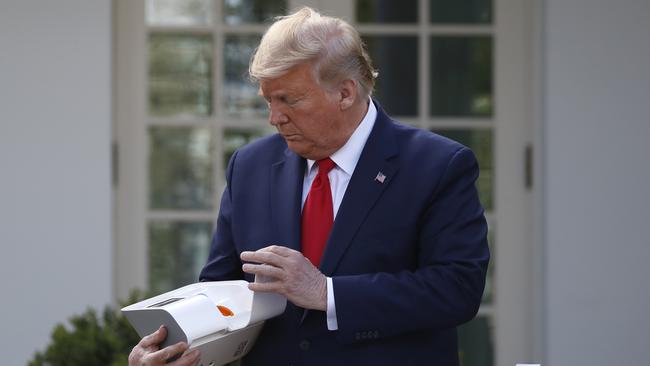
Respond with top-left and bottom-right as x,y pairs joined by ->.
317,158 -> 335,175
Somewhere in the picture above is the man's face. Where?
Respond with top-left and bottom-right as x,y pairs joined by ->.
259,63 -> 352,160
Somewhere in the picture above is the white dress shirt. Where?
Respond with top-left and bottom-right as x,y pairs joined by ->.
301,100 -> 377,330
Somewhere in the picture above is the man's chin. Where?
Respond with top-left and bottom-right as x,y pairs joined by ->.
285,141 -> 316,159
286,141 -> 306,154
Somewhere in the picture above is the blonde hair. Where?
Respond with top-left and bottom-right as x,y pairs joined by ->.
249,7 -> 377,97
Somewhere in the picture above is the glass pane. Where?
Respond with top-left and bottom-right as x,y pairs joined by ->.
149,127 -> 214,209
458,316 -> 494,366
149,34 -> 213,117
430,0 -> 492,24
356,0 -> 418,23
223,0 -> 286,25
430,37 -> 493,116
431,129 -> 492,210
149,221 -> 212,294
146,0 -> 212,26
364,36 -> 418,116
224,35 -> 266,116
223,128 -> 265,171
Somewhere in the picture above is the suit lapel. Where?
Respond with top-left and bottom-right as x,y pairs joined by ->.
270,149 -> 305,252
319,106 -> 399,276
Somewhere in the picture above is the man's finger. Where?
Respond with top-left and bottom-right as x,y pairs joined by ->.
242,263 -> 285,279
241,250 -> 286,267
152,341 -> 189,363
248,280 -> 281,293
139,325 -> 166,348
170,349 -> 201,366
259,245 -> 295,256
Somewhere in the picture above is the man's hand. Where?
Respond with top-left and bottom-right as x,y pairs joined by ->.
128,326 -> 200,366
241,245 -> 327,311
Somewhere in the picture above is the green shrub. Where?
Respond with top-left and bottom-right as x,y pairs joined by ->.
28,292 -> 145,366
28,291 -> 241,366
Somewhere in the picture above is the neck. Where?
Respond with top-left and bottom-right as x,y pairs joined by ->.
320,98 -> 369,158
344,97 -> 370,137
307,98 -> 371,160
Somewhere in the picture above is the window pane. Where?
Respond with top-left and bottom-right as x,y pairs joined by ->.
431,129 -> 492,210
223,0 -> 286,25
430,0 -> 492,24
458,316 -> 494,366
356,0 -> 418,23
224,35 -> 266,116
364,36 -> 418,116
149,127 -> 214,209
149,34 -> 213,117
223,128 -> 265,172
430,37 -> 493,116
146,0 -> 212,26
148,221 -> 212,294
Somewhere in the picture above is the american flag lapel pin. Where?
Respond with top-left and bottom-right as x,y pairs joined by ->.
375,171 -> 386,184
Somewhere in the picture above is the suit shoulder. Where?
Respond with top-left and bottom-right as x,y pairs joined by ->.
233,133 -> 287,164
389,120 -> 468,159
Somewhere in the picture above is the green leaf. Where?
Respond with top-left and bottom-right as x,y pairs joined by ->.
29,290 -> 150,366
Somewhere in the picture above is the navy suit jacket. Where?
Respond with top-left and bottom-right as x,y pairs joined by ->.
199,103 -> 489,366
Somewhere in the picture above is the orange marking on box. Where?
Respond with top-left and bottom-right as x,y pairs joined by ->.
217,305 -> 234,317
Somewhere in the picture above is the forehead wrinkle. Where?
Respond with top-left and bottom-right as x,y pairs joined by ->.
260,63 -> 320,98
262,81 -> 312,100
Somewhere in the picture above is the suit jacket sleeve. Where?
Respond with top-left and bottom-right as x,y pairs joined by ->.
332,146 -> 489,343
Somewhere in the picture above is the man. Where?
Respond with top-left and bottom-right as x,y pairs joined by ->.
130,7 -> 489,366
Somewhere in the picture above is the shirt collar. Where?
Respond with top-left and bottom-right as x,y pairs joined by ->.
306,99 -> 377,175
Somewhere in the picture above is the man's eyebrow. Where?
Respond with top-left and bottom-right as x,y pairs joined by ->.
262,90 -> 294,100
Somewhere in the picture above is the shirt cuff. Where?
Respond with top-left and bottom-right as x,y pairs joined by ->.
326,277 -> 339,330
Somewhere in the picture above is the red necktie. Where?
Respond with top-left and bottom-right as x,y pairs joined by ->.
301,158 -> 336,267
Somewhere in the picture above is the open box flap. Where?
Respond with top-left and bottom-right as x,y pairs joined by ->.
121,276 -> 286,341
249,275 -> 287,324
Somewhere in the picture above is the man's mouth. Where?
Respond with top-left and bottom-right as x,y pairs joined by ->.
282,134 -> 300,140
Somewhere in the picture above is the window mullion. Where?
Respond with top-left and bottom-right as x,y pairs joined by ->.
418,0 -> 429,128
213,0 -> 226,212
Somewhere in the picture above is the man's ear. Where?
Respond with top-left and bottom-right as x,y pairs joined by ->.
338,79 -> 357,110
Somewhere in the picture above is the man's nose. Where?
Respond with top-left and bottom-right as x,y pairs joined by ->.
268,105 -> 288,126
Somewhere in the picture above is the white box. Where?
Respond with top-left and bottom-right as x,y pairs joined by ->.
121,279 -> 286,366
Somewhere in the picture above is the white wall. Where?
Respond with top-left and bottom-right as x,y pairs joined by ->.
544,0 -> 650,364
0,1 -> 112,365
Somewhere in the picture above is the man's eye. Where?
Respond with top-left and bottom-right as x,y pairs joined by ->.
264,96 -> 299,106
284,97 -> 299,106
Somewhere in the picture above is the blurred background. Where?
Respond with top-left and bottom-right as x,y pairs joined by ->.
1,0 -> 648,365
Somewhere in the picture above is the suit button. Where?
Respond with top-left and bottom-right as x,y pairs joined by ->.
299,340 -> 310,351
